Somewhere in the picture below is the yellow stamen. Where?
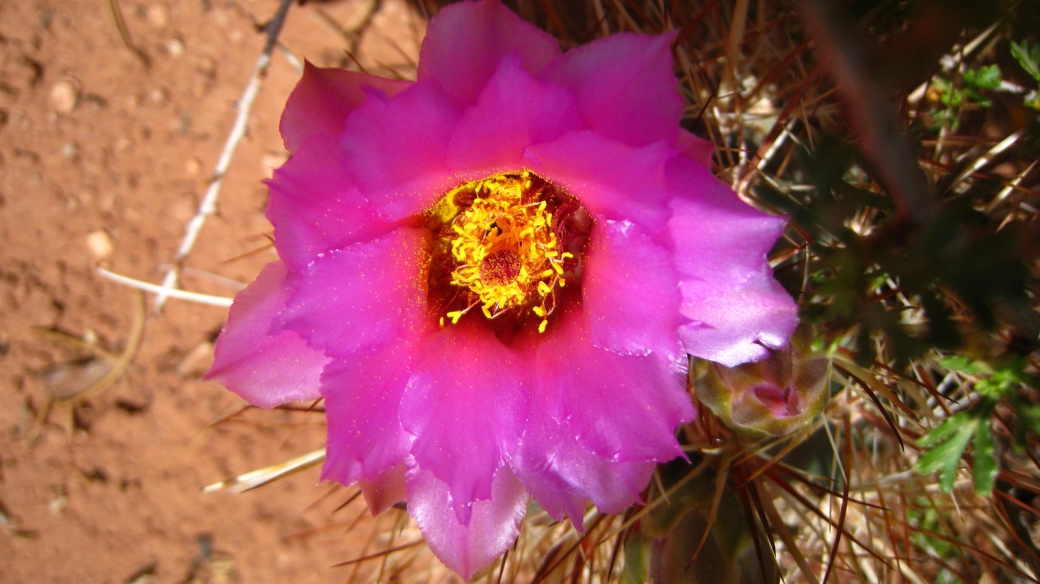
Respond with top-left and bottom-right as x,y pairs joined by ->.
426,171 -> 580,333
434,171 -> 563,321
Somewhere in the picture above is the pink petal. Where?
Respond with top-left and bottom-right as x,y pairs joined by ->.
358,464 -> 408,516
523,131 -> 676,231
548,440 -> 656,515
530,306 -> 693,462
399,321 -> 528,523
582,218 -> 682,359
266,132 -> 397,272
280,61 -> 410,153
320,340 -> 421,485
666,156 -> 797,366
677,277 -> 798,367
541,32 -> 682,147
678,129 -> 715,168
207,261 -> 330,408
407,466 -> 528,581
510,463 -> 586,529
275,228 -> 431,357
513,414 -> 657,526
341,83 -> 463,221
447,54 -> 584,177
418,0 -> 560,104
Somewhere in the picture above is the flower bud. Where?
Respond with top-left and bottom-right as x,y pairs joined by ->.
696,326 -> 829,436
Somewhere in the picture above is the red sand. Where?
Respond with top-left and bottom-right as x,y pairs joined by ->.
0,1 -> 432,581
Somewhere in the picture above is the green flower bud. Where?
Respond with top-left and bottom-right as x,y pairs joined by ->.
696,326 -> 830,437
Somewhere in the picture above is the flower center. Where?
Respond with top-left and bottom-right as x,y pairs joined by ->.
479,250 -> 522,286
425,171 -> 588,333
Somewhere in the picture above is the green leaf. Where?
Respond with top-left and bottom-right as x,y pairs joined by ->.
964,64 -> 1002,90
1011,40 -> 1040,83
972,421 -> 997,495
939,355 -> 990,375
917,412 -> 971,448
916,416 -> 977,493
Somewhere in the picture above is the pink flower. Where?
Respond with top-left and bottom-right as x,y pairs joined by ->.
207,0 -> 797,578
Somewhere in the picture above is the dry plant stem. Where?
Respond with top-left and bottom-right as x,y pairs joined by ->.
97,267 -> 234,307
30,291 -> 147,444
107,0 -> 150,67
202,447 -> 325,494
154,0 -> 294,312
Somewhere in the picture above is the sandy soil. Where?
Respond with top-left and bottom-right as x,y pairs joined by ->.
0,1 -> 431,582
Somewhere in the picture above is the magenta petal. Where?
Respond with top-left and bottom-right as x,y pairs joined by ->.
267,133 -> 396,271
207,262 -> 330,408
358,464 -> 408,516
666,157 -> 797,366
531,307 -> 693,462
678,129 -> 715,168
583,218 -> 682,359
319,341 -> 419,485
541,32 -> 682,147
399,321 -> 527,523
514,417 -> 656,525
550,441 -> 656,515
341,83 -> 463,221
280,61 -> 410,153
511,462 -> 586,529
524,131 -> 675,231
418,0 -> 560,104
447,55 -> 584,176
276,228 -> 431,357
408,466 -> 527,581
678,277 -> 798,367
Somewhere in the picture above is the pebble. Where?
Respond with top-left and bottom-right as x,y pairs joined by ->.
49,81 -> 79,114
185,157 -> 201,176
86,230 -> 114,259
60,141 -> 79,159
147,4 -> 168,27
167,38 -> 184,57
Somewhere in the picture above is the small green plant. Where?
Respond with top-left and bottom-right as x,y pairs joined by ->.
930,64 -> 1002,128
915,357 -> 1040,495
1010,39 -> 1040,109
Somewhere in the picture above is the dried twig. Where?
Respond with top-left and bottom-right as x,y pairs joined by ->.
106,0 -> 150,67
98,267 -> 234,307
153,0 -> 294,312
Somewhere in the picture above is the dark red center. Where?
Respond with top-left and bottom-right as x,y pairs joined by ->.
479,250 -> 522,286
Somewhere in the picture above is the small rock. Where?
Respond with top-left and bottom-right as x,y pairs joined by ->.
86,230 -> 114,259
185,157 -> 201,176
167,38 -> 184,57
147,4 -> 168,27
49,81 -> 79,114
148,88 -> 167,103
60,141 -> 79,160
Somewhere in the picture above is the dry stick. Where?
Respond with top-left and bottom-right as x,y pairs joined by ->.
97,267 -> 234,307
107,0 -> 150,67
154,0 -> 294,312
